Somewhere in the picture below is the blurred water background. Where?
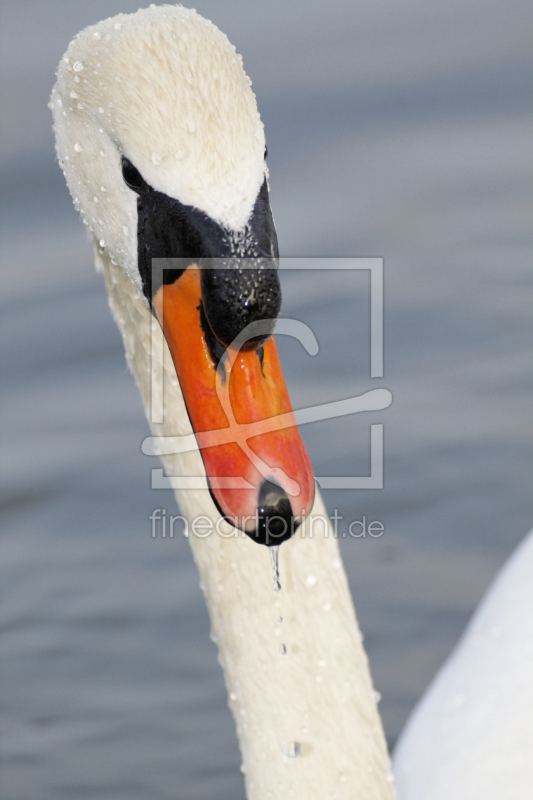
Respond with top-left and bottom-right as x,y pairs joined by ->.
1,1 -> 532,798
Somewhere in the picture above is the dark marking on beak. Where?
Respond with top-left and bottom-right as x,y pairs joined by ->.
255,479 -> 295,546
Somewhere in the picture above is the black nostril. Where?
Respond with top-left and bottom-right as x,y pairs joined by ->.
250,479 -> 295,547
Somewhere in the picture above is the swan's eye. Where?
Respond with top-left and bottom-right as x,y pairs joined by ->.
264,146 -> 268,160
121,157 -> 145,192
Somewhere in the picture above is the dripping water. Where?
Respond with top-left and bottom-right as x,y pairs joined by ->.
270,545 -> 281,593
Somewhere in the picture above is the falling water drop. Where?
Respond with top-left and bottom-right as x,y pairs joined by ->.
270,545 -> 281,593
279,644 -> 287,656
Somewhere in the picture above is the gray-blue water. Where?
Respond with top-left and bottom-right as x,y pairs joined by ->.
1,1 -> 532,798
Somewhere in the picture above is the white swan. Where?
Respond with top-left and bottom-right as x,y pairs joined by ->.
394,526 -> 533,799
51,6 -> 394,799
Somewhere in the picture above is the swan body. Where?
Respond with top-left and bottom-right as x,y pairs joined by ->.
394,527 -> 533,799
52,6 -> 394,799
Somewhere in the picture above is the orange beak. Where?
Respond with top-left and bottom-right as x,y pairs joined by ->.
152,265 -> 315,545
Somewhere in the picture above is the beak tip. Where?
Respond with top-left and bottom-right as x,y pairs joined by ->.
246,478 -> 296,546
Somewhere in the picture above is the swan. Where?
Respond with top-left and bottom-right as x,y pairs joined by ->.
51,6 -> 394,799
393,525 -> 533,799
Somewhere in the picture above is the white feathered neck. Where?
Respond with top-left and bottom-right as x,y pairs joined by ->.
100,249 -> 395,800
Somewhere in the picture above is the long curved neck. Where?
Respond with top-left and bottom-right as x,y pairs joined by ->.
101,251 -> 395,799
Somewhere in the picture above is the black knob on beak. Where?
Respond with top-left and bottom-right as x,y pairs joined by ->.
200,264 -> 281,351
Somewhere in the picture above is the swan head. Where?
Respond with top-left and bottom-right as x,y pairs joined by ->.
51,5 -> 315,545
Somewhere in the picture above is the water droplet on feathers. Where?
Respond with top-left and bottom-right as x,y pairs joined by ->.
282,742 -> 302,762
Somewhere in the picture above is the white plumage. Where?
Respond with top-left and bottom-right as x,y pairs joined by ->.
394,527 -> 533,799
52,6 -> 533,798
52,6 -> 394,799
52,6 -> 267,292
